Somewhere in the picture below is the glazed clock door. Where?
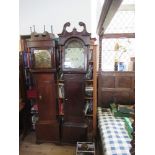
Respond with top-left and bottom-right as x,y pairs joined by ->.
64,74 -> 85,123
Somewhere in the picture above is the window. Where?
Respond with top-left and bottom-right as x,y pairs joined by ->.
102,38 -> 135,71
101,0 -> 135,71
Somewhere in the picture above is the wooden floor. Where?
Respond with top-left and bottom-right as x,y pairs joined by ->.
19,132 -> 76,155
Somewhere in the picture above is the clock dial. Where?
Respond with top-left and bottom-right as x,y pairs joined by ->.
33,49 -> 52,68
64,47 -> 84,69
64,40 -> 85,70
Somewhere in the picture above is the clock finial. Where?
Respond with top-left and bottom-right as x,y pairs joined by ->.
33,25 -> 35,32
51,25 -> 53,33
30,26 -> 32,33
44,25 -> 45,32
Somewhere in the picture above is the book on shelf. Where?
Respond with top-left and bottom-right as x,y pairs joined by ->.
22,51 -> 33,68
27,52 -> 30,68
23,51 -> 27,68
83,100 -> 93,115
24,69 -> 30,86
86,64 -> 93,80
84,102 -> 89,115
59,72 -> 63,80
88,49 -> 93,61
27,88 -> 37,99
58,83 -> 64,98
85,86 -> 93,97
58,98 -> 64,115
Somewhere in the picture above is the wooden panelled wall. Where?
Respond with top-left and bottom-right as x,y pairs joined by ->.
98,71 -> 135,107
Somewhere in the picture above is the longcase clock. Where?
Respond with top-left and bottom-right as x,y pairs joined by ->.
58,22 -> 91,143
26,31 -> 59,143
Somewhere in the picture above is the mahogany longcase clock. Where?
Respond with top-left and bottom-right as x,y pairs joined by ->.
58,22 -> 91,143
26,31 -> 59,143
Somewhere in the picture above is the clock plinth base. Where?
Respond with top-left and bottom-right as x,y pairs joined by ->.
62,122 -> 88,144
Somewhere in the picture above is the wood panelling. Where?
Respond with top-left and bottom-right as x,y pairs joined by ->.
98,71 -> 135,107
115,76 -> 131,88
100,92 -> 114,108
114,91 -> 130,103
102,76 -> 115,88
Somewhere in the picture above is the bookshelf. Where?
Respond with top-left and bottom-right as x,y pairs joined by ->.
84,39 -> 97,138
20,35 -> 39,131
